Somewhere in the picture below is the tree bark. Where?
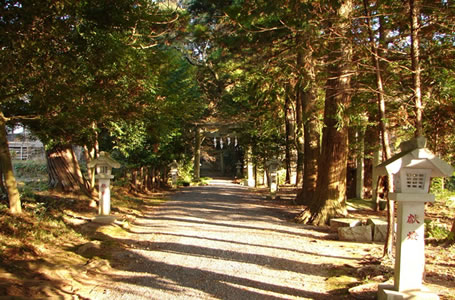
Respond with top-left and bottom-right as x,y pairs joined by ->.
363,0 -> 395,257
0,167 -> 6,195
294,83 -> 304,187
83,143 -> 98,191
355,127 -> 366,199
151,166 -> 156,190
46,145 -> 91,196
284,92 -> 293,184
146,167 -> 153,191
0,113 -> 21,213
296,46 -> 320,206
363,119 -> 378,199
130,168 -> 138,192
410,0 -> 423,136
296,0 -> 353,225
83,123 -> 99,191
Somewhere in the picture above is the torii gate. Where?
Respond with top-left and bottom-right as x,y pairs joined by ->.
193,122 -> 241,181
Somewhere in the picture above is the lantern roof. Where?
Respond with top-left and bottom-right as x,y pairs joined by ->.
168,160 -> 178,169
266,158 -> 280,169
87,151 -> 121,169
376,136 -> 453,177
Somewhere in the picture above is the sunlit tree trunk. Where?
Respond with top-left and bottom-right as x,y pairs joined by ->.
83,122 -> 99,191
0,113 -> 21,213
410,0 -> 423,136
296,46 -> 320,206
46,145 -> 91,196
363,0 -> 395,257
296,0 -> 353,225
294,82 -> 304,187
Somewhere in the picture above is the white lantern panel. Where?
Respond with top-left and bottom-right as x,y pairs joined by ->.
399,168 -> 432,193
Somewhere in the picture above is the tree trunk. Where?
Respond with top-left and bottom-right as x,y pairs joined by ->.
0,113 -> 21,213
294,84 -> 304,187
363,119 -> 378,199
0,167 -> 6,195
363,0 -> 395,257
284,92 -> 293,184
83,144 -> 98,191
162,166 -> 168,186
296,46 -> 320,206
410,0 -> 423,136
130,168 -> 138,192
355,127 -> 366,199
142,167 -> 149,193
296,0 -> 353,226
151,166 -> 156,190
139,167 -> 145,192
451,219 -> 455,240
46,145 -> 91,196
153,167 -> 160,190
146,167 -> 153,191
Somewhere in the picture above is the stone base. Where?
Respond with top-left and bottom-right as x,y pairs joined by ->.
330,218 -> 362,232
338,225 -> 373,242
378,284 -> 440,300
367,218 -> 388,242
93,215 -> 117,224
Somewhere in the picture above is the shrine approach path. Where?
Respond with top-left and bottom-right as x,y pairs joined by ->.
83,179 -> 375,299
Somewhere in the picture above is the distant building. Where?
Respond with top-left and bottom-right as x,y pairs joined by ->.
7,126 -> 45,160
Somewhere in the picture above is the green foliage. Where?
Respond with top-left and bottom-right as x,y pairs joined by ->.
425,219 -> 451,241
12,160 -> 47,179
176,159 -> 194,183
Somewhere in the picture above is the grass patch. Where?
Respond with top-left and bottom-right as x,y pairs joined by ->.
191,177 -> 211,186
325,267 -> 359,296
12,160 -> 48,180
347,198 -> 374,210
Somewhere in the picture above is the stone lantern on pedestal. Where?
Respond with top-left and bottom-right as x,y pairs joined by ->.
87,152 -> 121,224
168,160 -> 179,188
376,136 -> 453,300
266,158 -> 280,198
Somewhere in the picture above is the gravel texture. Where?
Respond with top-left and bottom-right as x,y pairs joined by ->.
79,179 -> 373,299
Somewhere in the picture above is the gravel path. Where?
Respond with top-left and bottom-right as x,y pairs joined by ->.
80,179 -> 372,299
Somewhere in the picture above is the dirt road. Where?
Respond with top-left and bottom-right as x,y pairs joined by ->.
80,179 -> 377,299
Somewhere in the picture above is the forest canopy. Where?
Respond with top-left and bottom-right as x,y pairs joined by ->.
0,0 -> 454,227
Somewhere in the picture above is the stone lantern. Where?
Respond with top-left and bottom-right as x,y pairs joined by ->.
87,152 -> 121,223
266,158 -> 280,198
168,160 -> 179,188
376,136 -> 453,299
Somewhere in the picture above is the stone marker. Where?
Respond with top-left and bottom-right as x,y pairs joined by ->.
87,152 -> 121,224
375,136 -> 453,300
169,160 -> 179,188
265,158 -> 280,199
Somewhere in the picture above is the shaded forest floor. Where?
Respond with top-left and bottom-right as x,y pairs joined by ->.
0,182 -> 454,299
